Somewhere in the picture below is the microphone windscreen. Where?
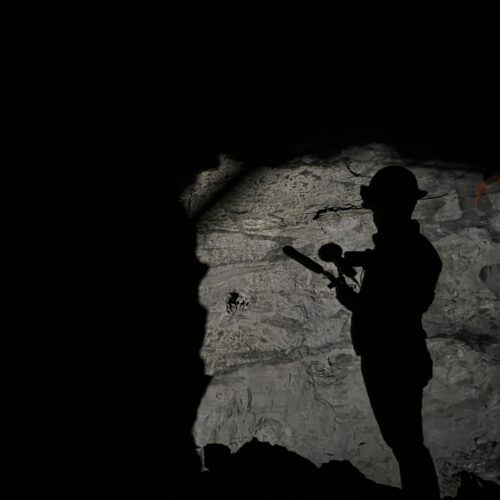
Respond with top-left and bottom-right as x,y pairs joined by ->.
318,243 -> 342,262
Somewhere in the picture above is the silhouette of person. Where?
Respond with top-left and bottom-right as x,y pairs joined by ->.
333,166 -> 442,500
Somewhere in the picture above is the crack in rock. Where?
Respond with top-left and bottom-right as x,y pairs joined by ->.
313,204 -> 364,221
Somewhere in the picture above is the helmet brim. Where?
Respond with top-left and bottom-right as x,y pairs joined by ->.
360,185 -> 428,208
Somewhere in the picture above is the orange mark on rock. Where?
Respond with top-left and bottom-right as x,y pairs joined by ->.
475,175 -> 500,207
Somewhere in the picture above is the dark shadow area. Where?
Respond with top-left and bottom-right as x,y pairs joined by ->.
59,72 -> 499,496
201,439 -> 403,499
286,167 -> 443,498
444,471 -> 500,500
64,121 -> 216,493
330,167 -> 441,499
200,440 -> 500,499
207,88 -> 499,174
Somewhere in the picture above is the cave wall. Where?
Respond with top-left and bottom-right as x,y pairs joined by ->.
183,144 -> 500,496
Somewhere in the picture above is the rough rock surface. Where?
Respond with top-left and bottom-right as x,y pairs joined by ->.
182,145 -> 500,496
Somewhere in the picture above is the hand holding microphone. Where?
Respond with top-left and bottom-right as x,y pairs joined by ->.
282,243 -> 359,290
318,243 -> 359,285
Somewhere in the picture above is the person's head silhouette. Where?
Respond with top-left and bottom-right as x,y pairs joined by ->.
360,166 -> 427,231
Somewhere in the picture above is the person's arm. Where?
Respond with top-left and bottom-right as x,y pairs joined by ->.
343,249 -> 374,268
334,249 -> 374,311
335,282 -> 360,311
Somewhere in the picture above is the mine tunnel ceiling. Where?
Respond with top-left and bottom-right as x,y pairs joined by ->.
165,93 -> 500,183
77,81 -> 500,199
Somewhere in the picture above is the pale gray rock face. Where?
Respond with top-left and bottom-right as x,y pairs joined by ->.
182,146 -> 500,496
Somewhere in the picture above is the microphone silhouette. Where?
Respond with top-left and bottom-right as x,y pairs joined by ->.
318,243 -> 359,284
282,246 -> 338,288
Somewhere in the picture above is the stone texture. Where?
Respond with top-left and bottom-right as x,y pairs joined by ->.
182,146 -> 500,496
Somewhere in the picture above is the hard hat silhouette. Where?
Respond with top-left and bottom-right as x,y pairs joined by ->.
360,166 -> 427,208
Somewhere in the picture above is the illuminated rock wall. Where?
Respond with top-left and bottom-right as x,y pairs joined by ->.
183,145 -> 500,496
